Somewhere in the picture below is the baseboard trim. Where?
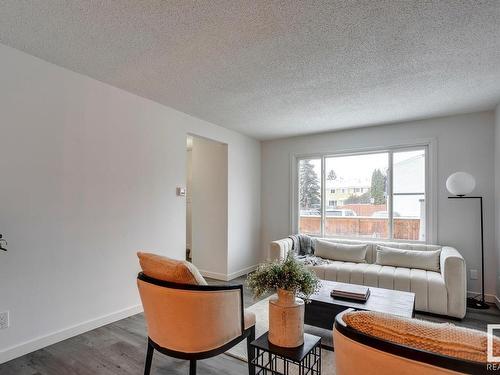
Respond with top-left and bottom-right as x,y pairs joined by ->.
495,296 -> 500,310
199,269 -> 228,281
467,290 -> 498,304
227,264 -> 258,280
0,304 -> 143,365
200,264 -> 258,281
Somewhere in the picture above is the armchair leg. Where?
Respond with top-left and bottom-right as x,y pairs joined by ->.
247,326 -> 256,375
144,341 -> 154,375
189,359 -> 197,375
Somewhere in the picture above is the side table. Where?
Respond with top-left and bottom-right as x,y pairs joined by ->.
250,332 -> 321,374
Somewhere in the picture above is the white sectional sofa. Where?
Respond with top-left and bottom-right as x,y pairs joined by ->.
270,238 -> 466,318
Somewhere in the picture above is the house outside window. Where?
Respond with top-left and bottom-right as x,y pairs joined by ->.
296,146 -> 428,241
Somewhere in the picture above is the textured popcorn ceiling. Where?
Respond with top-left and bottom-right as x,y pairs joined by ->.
0,1 -> 499,139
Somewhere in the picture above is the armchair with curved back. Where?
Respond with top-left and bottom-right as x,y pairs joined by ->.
333,309 -> 498,374
136,253 -> 256,375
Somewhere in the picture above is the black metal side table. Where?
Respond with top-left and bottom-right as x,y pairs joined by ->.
250,332 -> 321,375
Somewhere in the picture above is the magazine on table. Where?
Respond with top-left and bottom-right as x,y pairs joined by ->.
330,283 -> 370,302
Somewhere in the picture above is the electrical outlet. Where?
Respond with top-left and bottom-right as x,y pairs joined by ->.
470,269 -> 478,280
0,311 -> 9,330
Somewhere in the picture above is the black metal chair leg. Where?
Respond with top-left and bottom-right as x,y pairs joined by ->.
144,341 -> 154,375
247,326 -> 256,375
189,359 -> 197,375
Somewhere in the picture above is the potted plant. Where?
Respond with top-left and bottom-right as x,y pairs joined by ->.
248,253 -> 321,347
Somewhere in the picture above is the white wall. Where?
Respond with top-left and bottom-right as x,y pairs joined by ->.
262,112 -> 496,298
0,43 -> 261,363
186,146 -> 192,251
228,136 -> 262,278
191,136 -> 228,278
495,104 -> 500,302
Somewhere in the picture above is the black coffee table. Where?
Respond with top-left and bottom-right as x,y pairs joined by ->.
250,332 -> 321,375
305,280 -> 415,332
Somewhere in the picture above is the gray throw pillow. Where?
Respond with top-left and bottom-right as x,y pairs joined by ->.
314,240 -> 368,263
375,245 -> 441,272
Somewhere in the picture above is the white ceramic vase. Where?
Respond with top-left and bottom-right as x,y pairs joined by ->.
268,288 -> 305,347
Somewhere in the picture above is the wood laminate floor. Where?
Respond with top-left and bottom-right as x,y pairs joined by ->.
2,276 -> 499,375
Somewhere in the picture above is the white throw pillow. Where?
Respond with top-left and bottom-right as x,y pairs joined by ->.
314,240 -> 368,263
376,245 -> 441,272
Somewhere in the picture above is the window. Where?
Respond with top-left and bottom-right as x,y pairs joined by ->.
297,147 -> 427,241
393,150 -> 426,241
298,159 -> 321,235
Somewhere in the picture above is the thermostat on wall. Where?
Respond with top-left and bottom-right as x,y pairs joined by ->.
176,187 -> 186,196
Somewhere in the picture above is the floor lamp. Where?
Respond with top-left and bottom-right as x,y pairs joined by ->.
446,172 -> 489,309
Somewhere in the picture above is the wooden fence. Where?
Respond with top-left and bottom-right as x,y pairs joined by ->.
299,216 -> 421,240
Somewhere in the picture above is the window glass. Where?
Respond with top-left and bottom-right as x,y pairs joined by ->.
393,194 -> 425,240
393,149 -> 426,240
393,150 -> 425,194
296,147 -> 427,241
298,158 -> 321,235
324,153 -> 388,238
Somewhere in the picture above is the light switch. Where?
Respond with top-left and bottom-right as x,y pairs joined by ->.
470,269 -> 478,280
176,187 -> 186,197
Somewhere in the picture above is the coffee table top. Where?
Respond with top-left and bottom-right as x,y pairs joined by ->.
310,280 -> 415,318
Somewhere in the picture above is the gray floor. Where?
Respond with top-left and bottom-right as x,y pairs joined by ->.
2,276 -> 499,375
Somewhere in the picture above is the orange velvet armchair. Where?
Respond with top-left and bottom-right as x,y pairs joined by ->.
137,259 -> 256,375
333,309 -> 497,374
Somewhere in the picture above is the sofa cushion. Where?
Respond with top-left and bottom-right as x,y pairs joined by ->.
303,238 -> 441,264
362,264 -> 382,286
318,260 -> 448,314
315,240 -> 368,263
343,310 -> 500,363
376,245 -> 441,272
137,251 -> 207,285
305,264 -> 329,279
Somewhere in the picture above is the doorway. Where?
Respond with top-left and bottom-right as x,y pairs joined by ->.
186,135 -> 228,279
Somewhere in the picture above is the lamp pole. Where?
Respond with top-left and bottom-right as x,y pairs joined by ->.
448,196 -> 488,309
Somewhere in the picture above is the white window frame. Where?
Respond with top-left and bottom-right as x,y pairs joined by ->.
290,140 -> 437,244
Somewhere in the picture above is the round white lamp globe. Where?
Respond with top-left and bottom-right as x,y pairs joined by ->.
446,172 -> 476,196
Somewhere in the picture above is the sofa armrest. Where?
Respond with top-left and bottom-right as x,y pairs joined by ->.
440,246 -> 466,318
269,238 -> 293,261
